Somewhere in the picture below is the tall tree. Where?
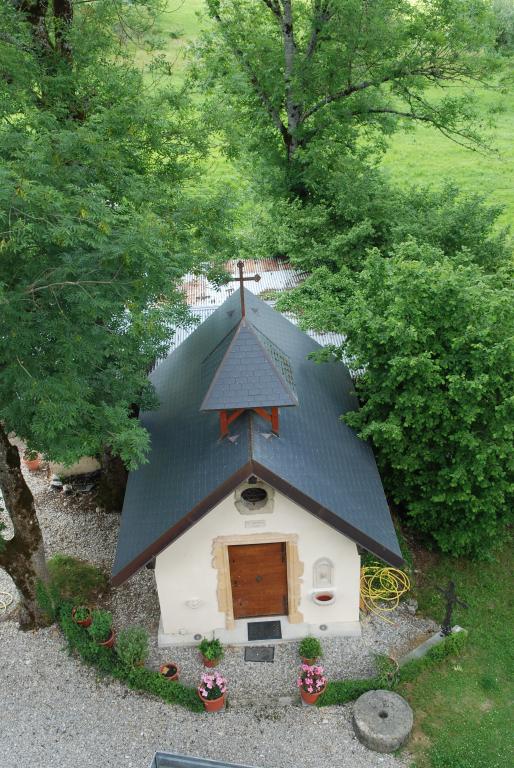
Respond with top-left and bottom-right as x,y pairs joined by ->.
279,243 -> 514,558
0,1 -> 231,626
196,0 -> 497,197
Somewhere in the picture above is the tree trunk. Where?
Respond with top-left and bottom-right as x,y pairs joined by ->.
282,0 -> 302,162
53,0 -> 73,61
96,446 -> 128,513
15,0 -> 53,53
0,424 -> 51,630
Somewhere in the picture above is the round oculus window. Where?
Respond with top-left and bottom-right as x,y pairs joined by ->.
241,487 -> 268,505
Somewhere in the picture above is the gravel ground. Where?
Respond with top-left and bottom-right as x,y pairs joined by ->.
0,466 -> 437,768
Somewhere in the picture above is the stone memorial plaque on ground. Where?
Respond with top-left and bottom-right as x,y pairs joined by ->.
244,646 -> 275,662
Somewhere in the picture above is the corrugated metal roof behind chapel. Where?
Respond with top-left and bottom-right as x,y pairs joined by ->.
163,258 -> 346,364
182,258 -> 307,307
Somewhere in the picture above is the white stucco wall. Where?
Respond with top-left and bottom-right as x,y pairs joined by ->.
155,485 -> 361,640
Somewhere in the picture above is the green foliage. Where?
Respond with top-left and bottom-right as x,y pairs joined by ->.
198,637 -> 224,661
318,677 -> 379,707
73,606 -> 91,622
47,555 -> 107,605
261,180 -> 511,275
395,524 -> 415,574
493,0 -> 514,52
298,636 -> 323,660
36,579 -> 61,624
115,626 -> 150,668
88,609 -> 113,643
281,242 -> 514,558
191,0 -> 501,270
196,0 -> 497,170
59,603 -> 202,711
0,1 -> 237,471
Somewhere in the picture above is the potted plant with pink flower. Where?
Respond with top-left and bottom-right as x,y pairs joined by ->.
197,671 -> 227,712
297,663 -> 328,705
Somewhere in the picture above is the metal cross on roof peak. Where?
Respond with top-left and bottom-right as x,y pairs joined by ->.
229,260 -> 261,318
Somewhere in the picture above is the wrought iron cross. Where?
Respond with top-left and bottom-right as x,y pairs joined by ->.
436,580 -> 468,636
229,260 -> 261,318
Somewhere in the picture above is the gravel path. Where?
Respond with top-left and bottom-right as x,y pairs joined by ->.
1,466 -> 437,768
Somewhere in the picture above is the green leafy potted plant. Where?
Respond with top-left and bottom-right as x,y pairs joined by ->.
299,636 -> 323,665
198,637 -> 224,668
88,609 -> 115,648
160,662 -> 180,682
197,671 -> 227,712
115,626 -> 148,667
72,605 -> 92,628
297,663 -> 328,705
23,450 -> 41,471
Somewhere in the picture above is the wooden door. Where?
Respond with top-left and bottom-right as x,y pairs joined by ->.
229,542 -> 288,619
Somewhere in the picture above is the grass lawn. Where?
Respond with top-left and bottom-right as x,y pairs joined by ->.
383,77 -> 514,227
133,0 -> 207,82
402,542 -> 513,768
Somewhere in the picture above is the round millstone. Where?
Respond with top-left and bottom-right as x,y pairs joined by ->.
352,690 -> 413,753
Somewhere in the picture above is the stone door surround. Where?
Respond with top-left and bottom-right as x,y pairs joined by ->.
212,532 -> 304,630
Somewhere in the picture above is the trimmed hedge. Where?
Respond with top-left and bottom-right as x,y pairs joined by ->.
317,631 -> 468,706
59,604 -> 203,712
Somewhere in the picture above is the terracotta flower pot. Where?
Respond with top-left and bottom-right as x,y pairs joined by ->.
301,657 -> 317,666
72,606 -> 92,628
201,655 -> 219,668
97,629 -> 115,648
23,456 -> 41,471
198,690 -> 225,712
160,663 -> 179,682
300,684 -> 326,705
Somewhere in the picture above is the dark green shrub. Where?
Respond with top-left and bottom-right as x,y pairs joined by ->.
58,604 -> 202,711
281,243 -> 514,559
116,626 -> 149,668
36,578 -> 62,623
318,678 -> 377,706
298,636 -> 323,660
121,666 -> 203,711
198,637 -> 224,661
48,554 -> 107,604
88,609 -> 113,643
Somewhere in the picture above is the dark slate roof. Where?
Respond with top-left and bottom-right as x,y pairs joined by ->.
200,318 -> 298,410
112,289 -> 403,585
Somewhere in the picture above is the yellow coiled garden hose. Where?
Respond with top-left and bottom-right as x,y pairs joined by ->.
360,565 -> 411,623
0,590 -> 13,614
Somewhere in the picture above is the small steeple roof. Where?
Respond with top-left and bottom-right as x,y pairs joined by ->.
200,316 -> 298,411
